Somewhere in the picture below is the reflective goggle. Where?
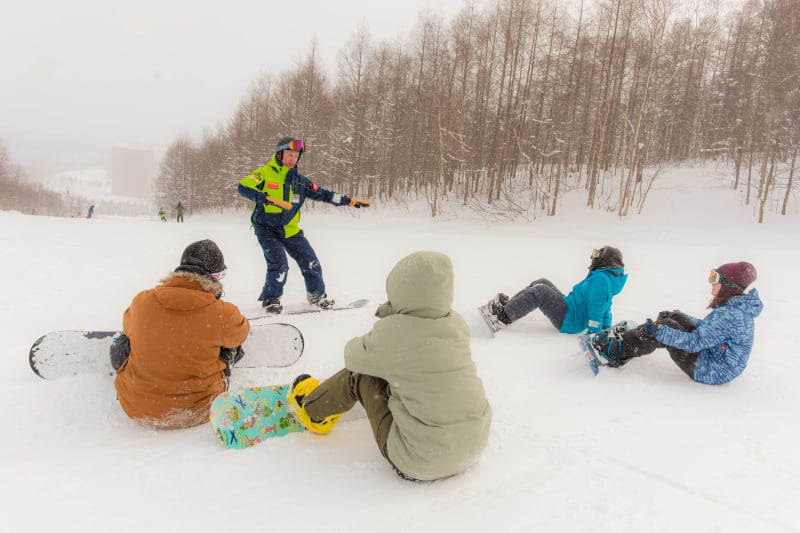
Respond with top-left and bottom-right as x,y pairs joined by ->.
276,140 -> 305,152
709,269 -> 745,292
591,249 -> 602,259
211,269 -> 227,281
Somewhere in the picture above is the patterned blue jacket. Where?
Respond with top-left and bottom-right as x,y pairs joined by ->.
656,289 -> 763,385
561,268 -> 628,334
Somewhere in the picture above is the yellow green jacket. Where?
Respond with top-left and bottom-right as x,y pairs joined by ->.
237,157 -> 349,238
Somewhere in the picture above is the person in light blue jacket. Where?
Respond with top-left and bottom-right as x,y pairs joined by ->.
483,246 -> 628,334
592,261 -> 763,385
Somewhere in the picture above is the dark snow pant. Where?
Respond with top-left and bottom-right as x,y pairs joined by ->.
613,313 -> 699,378
303,369 -> 423,482
503,278 -> 568,330
253,225 -> 325,301
657,313 -> 699,378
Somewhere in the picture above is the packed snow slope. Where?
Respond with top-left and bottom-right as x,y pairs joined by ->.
1,167 -> 797,532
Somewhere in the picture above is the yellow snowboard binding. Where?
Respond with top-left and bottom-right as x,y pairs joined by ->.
288,375 -> 343,434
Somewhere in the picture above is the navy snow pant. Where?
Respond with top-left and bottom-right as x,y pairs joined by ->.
504,278 -> 568,330
253,225 -> 325,301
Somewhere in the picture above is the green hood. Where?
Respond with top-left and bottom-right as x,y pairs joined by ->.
376,251 -> 453,320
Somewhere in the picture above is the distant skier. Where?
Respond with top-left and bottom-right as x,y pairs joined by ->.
158,208 -> 166,222
87,205 -> 94,219
112,239 -> 250,428
237,136 -> 370,314
589,261 -> 763,385
482,246 -> 628,335
175,202 -> 184,223
288,251 -> 492,482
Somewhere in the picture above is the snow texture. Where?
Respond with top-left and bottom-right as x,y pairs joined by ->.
1,166 -> 797,532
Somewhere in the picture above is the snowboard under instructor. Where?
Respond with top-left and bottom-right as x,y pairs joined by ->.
237,137 -> 370,314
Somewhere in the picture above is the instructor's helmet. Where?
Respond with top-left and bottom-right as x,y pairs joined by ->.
275,136 -> 305,165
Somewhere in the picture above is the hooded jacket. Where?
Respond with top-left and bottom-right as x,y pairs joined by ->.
656,289 -> 763,385
344,252 -> 492,480
114,272 -> 250,428
561,268 -> 628,334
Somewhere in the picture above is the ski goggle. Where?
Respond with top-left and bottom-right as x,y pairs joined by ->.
591,249 -> 602,259
276,140 -> 305,152
709,269 -> 745,292
211,269 -> 227,281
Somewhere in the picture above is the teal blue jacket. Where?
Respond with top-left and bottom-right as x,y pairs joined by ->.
561,268 -> 627,334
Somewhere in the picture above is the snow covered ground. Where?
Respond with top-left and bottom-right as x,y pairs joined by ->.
1,166 -> 797,532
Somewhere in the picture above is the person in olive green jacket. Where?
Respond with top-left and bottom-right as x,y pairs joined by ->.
289,251 -> 492,481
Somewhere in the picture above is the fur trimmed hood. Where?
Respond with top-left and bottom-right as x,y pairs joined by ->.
160,271 -> 223,299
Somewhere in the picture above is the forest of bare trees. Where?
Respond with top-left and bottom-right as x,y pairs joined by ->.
0,140 -> 77,216
153,0 -> 799,223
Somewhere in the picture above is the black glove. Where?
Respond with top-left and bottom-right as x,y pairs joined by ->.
656,310 -> 696,331
110,333 -> 131,370
219,346 -> 245,377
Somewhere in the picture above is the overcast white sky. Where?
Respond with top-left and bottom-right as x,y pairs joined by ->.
0,0 -> 472,177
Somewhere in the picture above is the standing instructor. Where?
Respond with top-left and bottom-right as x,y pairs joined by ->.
237,137 -> 369,314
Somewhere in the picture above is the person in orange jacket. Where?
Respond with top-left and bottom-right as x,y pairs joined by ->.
113,239 -> 250,428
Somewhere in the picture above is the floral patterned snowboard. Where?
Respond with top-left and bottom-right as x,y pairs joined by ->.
210,385 -> 305,449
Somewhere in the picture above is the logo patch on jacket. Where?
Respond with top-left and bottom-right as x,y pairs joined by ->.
312,183 -> 319,191
267,182 -> 279,190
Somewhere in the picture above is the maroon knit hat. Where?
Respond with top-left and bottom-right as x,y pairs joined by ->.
716,262 -> 757,293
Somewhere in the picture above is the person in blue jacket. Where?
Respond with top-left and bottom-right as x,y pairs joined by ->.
591,261 -> 763,385
237,137 -> 370,314
484,246 -> 628,334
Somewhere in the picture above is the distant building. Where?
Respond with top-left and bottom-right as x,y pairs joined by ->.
112,144 -> 154,199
